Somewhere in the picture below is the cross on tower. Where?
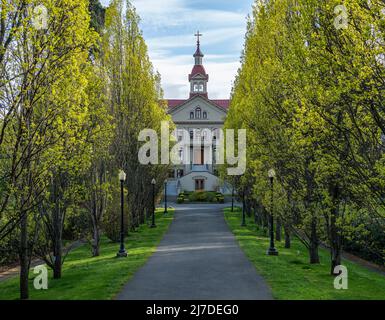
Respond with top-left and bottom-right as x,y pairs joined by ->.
194,30 -> 202,45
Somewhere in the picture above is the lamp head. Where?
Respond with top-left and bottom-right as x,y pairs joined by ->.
151,178 -> 156,185
119,170 -> 126,182
268,169 -> 276,179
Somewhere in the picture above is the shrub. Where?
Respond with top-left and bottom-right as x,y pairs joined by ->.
63,207 -> 89,241
177,196 -> 185,204
217,196 -> 225,203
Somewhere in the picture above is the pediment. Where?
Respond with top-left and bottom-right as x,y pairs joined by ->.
168,96 -> 227,123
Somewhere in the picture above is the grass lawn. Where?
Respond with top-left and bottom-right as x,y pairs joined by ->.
224,207 -> 385,300
0,209 -> 174,300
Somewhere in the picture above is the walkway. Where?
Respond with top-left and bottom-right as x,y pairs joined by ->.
116,203 -> 272,300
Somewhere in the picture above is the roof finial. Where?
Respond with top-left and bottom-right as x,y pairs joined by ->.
194,30 -> 202,46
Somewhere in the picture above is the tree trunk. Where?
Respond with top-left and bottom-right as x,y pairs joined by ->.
309,243 -> 320,264
284,224 -> 291,248
309,216 -> 320,264
330,210 -> 342,275
329,182 -> 342,275
53,223 -> 62,279
140,209 -> 145,224
92,226 -> 100,257
19,211 -> 29,300
275,217 -> 282,241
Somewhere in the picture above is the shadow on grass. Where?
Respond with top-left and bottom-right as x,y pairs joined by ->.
224,207 -> 385,300
0,211 -> 175,300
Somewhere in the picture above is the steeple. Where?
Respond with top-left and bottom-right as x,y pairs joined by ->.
189,31 -> 209,98
194,31 -> 203,65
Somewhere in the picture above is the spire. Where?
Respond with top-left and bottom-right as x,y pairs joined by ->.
194,30 -> 203,64
189,30 -> 208,98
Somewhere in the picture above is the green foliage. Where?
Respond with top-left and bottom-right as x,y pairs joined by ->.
224,0 -> 385,269
102,187 -> 130,242
181,191 -> 224,203
177,194 -> 185,204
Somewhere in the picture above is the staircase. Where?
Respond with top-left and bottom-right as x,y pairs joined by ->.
165,179 -> 178,196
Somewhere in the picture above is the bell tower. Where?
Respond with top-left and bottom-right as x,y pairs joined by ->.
189,31 -> 209,98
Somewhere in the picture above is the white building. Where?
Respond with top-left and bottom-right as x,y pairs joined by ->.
166,35 -> 230,195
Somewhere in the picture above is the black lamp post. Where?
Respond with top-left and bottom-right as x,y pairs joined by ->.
231,187 -> 234,212
267,169 -> 278,256
164,179 -> 168,214
151,178 -> 156,228
117,170 -> 127,257
241,191 -> 246,227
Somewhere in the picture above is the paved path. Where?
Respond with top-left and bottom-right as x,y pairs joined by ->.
116,203 -> 273,300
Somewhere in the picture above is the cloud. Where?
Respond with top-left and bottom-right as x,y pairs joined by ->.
147,27 -> 245,50
152,53 -> 240,99
99,0 -> 251,99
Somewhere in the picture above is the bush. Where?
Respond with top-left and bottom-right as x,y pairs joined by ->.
63,207 -> 89,241
177,196 -> 185,204
188,191 -> 207,202
0,235 -> 19,267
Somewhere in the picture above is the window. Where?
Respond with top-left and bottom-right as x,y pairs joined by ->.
199,83 -> 204,92
203,111 -> 207,119
195,107 -> 201,119
190,112 -> 194,119
194,84 -> 199,92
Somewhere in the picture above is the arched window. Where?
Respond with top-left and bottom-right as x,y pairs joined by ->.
195,107 -> 201,119
190,112 -> 194,119
203,111 -> 207,119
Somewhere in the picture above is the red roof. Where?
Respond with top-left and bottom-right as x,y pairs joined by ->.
211,100 -> 230,109
167,99 -> 186,108
166,98 -> 230,110
189,65 -> 208,81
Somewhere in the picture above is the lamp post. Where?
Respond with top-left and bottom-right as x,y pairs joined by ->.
241,190 -> 246,226
231,187 -> 234,212
117,170 -> 127,257
164,179 -> 168,214
267,169 -> 278,256
151,178 -> 156,228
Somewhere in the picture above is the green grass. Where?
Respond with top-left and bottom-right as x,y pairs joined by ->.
224,207 -> 385,300
0,209 -> 174,300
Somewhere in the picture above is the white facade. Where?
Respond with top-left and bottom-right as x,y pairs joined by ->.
166,38 -> 229,194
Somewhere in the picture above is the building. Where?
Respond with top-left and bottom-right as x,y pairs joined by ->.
166,33 -> 230,195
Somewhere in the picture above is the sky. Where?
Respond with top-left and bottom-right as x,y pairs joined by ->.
99,0 -> 254,99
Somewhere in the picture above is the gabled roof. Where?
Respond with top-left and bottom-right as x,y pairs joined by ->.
166,95 -> 230,112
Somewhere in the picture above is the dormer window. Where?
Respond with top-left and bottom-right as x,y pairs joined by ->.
190,112 -> 194,119
195,107 -> 201,119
